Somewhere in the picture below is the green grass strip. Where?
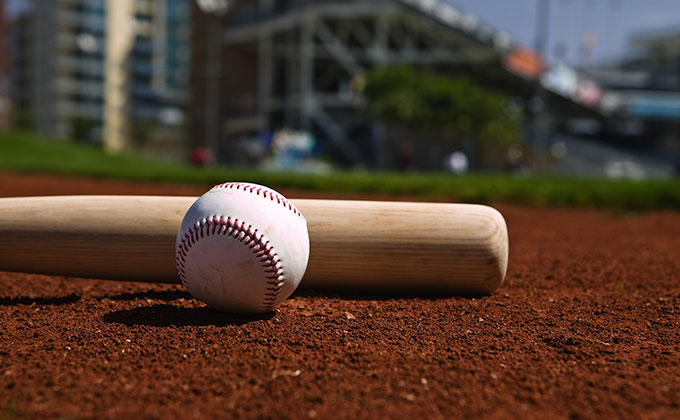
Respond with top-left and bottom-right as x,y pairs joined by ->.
1,130 -> 679,210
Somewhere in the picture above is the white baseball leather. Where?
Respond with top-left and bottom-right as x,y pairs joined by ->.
175,183 -> 309,313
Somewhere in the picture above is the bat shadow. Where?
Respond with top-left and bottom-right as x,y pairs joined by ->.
293,289 -> 486,301
0,293 -> 81,307
103,304 -> 275,327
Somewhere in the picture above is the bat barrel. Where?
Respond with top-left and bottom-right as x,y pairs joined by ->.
0,196 -> 508,295
300,199 -> 508,294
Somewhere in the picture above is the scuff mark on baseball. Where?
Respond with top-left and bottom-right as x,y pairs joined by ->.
175,183 -> 310,313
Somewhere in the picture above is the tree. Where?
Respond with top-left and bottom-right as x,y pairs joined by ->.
71,116 -> 95,144
362,66 -> 521,148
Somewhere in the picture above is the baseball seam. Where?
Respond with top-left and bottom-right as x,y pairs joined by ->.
176,215 -> 285,312
211,182 -> 304,218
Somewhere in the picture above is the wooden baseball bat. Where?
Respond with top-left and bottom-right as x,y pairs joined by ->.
0,196 -> 508,295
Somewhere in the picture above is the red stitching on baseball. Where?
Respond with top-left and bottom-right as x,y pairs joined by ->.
176,215 -> 285,312
210,182 -> 303,218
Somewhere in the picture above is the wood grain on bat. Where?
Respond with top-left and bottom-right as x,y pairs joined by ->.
0,196 -> 508,294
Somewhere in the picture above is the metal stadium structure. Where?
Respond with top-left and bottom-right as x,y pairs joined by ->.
191,0 -> 605,168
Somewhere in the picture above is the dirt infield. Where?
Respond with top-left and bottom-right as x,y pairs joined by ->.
1,172 -> 679,419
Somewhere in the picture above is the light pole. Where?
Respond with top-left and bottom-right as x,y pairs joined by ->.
532,0 -> 551,172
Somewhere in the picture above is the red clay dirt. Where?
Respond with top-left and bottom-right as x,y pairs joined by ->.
0,171 -> 679,419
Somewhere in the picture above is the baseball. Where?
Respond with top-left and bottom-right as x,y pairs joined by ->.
175,182 -> 310,313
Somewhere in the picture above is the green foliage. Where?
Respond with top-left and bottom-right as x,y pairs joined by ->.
131,119 -> 155,147
1,130 -> 679,210
11,107 -> 33,131
363,66 -> 521,146
71,116 -> 95,144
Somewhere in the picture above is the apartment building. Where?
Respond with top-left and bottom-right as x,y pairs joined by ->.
9,0 -> 190,151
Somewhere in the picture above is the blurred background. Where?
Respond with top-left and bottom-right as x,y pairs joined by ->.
2,0 -> 680,179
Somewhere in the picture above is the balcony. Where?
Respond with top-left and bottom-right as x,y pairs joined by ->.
55,99 -> 103,120
132,38 -> 154,56
56,56 -> 104,77
130,61 -> 153,77
131,84 -> 157,101
131,105 -> 158,120
56,9 -> 105,32
56,32 -> 79,51
55,78 -> 104,98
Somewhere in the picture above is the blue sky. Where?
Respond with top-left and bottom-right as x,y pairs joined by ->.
448,0 -> 680,65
